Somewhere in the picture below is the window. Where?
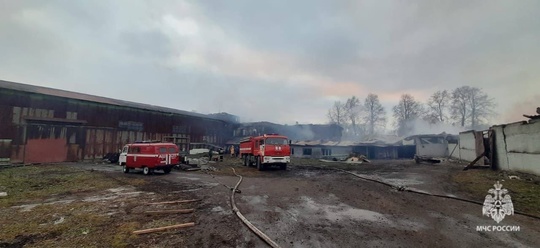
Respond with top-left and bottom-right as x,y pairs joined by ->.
168,147 -> 176,153
122,146 -> 128,153
159,147 -> 167,153
303,148 -> 312,155
265,138 -> 287,145
129,147 -> 140,154
66,111 -> 78,120
322,148 -> 332,156
119,121 -> 143,131
173,125 -> 189,134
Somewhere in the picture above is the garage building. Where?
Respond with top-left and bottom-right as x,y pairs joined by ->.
0,80 -> 232,164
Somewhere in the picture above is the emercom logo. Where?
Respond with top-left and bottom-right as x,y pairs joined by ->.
477,181 -> 520,232
482,181 -> 514,223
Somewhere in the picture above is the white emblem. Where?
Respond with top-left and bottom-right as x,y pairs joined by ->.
482,181 -> 514,223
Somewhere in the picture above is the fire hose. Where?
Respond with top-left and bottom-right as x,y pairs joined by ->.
331,167 -> 540,221
230,168 -> 281,248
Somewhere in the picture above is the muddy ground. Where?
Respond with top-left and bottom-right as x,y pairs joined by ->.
1,158 -> 539,247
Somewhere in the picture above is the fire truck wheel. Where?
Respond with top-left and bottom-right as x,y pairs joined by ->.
143,167 -> 150,175
243,156 -> 248,166
163,168 -> 171,174
256,157 -> 264,171
122,165 -> 129,173
280,164 -> 287,170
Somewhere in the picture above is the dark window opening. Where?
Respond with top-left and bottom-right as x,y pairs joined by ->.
322,148 -> 332,156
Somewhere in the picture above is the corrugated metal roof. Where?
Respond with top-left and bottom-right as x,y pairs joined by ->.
0,79 -> 222,121
291,138 -> 407,147
292,140 -> 358,146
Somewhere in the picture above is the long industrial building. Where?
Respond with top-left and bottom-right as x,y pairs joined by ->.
0,80 -> 233,164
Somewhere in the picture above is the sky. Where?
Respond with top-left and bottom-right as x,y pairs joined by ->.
1,0 -> 539,126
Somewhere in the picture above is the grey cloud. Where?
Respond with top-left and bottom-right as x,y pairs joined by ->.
1,0 -> 539,125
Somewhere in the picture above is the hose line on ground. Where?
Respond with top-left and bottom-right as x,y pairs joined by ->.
230,168 -> 281,248
332,167 -> 540,221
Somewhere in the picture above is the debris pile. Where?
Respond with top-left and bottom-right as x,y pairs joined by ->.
320,153 -> 371,164
345,154 -> 371,163
523,107 -> 540,121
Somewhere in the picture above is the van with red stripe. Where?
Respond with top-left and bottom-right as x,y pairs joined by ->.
119,142 -> 179,175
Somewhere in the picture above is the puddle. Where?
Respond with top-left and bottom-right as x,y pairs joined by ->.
293,196 -> 426,231
13,199 -> 76,212
381,178 -> 424,186
12,203 -> 41,212
120,191 -> 143,196
302,196 -> 391,224
211,206 -> 229,215
107,187 -> 134,193
176,176 -> 201,181
373,172 -> 426,186
83,195 -> 119,202
45,200 -> 75,205
242,195 -> 268,206
299,171 -> 319,178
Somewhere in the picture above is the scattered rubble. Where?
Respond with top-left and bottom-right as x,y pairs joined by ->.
0,192 -> 7,197
509,175 -> 521,180
54,216 -> 65,225
320,154 -> 371,164
414,155 -> 442,164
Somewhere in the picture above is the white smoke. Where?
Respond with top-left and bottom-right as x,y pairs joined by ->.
289,125 -> 315,140
408,118 -> 466,136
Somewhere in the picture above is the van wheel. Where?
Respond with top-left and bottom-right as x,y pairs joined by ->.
122,165 -> 129,173
256,157 -> 264,171
143,167 -> 150,175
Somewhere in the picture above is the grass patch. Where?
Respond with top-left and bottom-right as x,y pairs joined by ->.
452,169 -> 540,216
0,164 -> 160,247
0,165 -> 148,208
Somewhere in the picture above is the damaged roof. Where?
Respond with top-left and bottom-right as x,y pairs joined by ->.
403,133 -> 458,141
0,79 -> 223,121
291,138 -> 405,147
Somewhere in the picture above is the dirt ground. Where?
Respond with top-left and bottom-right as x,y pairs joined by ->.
1,158 -> 539,247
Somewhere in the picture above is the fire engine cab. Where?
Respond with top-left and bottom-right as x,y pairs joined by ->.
119,141 -> 179,175
239,134 -> 291,171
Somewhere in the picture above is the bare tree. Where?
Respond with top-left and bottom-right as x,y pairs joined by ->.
363,93 -> 386,136
343,96 -> 363,137
327,101 -> 346,126
426,90 -> 450,123
469,87 -> 495,129
451,86 -> 494,129
451,86 -> 471,127
393,94 -> 423,136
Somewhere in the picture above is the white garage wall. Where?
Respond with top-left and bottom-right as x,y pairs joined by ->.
458,131 -> 477,162
493,121 -> 540,175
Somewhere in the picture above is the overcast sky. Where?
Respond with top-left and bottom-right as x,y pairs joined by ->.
1,0 -> 539,125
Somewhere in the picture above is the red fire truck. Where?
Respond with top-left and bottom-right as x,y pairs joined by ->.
239,134 -> 291,171
118,142 -> 179,175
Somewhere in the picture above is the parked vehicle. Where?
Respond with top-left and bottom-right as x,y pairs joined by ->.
118,141 -> 179,175
239,134 -> 291,171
